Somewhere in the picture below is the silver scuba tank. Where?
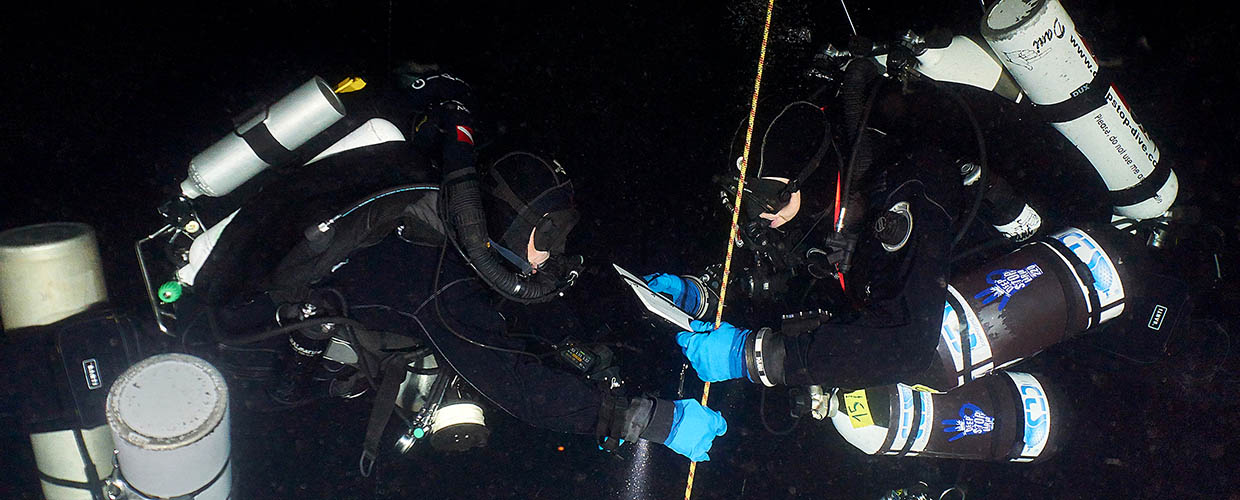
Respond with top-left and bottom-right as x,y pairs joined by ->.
179,76 -> 346,199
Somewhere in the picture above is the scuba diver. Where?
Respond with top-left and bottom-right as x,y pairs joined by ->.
647,56 -> 974,390
184,65 -> 728,469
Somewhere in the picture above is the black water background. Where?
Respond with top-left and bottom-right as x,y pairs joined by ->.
3,1 -> 1239,499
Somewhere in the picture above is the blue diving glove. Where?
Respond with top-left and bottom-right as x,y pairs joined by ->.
663,399 -> 727,462
677,320 -> 750,383
643,273 -> 705,317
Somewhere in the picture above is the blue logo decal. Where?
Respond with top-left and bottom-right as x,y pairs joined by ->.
942,403 -> 995,442
1019,383 -> 1049,450
974,264 -> 1044,310
1057,230 -> 1113,293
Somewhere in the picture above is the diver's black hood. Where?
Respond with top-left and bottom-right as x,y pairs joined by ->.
481,152 -> 579,259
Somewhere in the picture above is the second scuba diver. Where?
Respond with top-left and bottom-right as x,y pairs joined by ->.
191,66 -> 729,465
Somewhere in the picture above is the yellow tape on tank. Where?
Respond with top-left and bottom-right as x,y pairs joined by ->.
843,390 -> 874,428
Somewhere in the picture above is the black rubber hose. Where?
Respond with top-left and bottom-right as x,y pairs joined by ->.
210,310 -> 368,346
838,60 -> 883,236
440,157 -> 561,304
937,83 -> 989,251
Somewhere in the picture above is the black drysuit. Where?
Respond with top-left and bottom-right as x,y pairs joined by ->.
763,79 -> 1010,390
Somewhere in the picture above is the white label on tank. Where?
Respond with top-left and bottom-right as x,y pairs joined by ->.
940,301 -> 966,375
1053,89 -> 1161,190
994,204 -> 1042,242
1006,372 -> 1051,460
1051,228 -> 1126,322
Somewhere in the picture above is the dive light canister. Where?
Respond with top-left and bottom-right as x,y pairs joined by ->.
106,354 -> 232,500
831,371 -> 1058,462
0,223 -> 118,500
180,76 -> 346,199
981,0 -> 1177,220
914,227 -> 1125,392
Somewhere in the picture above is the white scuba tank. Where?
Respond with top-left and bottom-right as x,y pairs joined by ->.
105,353 -> 231,500
0,223 -> 116,500
981,0 -> 1177,220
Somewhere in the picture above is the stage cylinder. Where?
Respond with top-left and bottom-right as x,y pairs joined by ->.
1,222 -> 117,500
0,222 -> 108,331
106,353 -> 232,500
981,0 -> 1176,220
913,227 -> 1126,392
181,76 -> 346,199
831,371 -> 1059,462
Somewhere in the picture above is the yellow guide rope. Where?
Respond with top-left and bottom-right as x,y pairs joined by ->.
685,0 -> 776,497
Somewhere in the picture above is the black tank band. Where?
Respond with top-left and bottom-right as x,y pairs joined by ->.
239,121 -> 296,167
1109,159 -> 1171,208
897,391 -> 925,456
945,291 -> 974,383
1031,69 -> 1113,124
1042,237 -> 1103,329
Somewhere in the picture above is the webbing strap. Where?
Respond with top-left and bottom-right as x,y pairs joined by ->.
239,122 -> 296,167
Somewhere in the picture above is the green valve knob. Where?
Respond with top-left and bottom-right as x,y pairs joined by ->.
157,281 -> 183,303
413,427 -> 426,439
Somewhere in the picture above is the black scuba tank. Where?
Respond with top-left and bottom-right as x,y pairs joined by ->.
911,226 -> 1128,392
829,371 -> 1061,462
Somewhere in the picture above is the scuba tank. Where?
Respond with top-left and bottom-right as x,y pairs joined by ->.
915,226 -> 1127,392
981,0 -> 1177,221
960,161 -> 1043,242
0,223 -> 130,500
180,76 -> 346,199
103,354 -> 231,500
826,371 -> 1060,462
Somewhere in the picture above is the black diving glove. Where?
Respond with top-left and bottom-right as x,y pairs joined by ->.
599,397 -> 727,462
393,62 -> 473,113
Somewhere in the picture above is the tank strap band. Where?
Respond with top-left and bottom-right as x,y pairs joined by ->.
1109,159 -> 1172,208
37,471 -> 97,494
1031,69 -> 1114,124
1042,237 -> 1103,328
360,356 -> 408,477
239,122 -> 297,167
895,389 -> 924,456
946,292 -> 974,384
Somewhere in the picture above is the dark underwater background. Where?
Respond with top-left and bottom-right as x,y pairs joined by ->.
2,1 -> 1239,499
